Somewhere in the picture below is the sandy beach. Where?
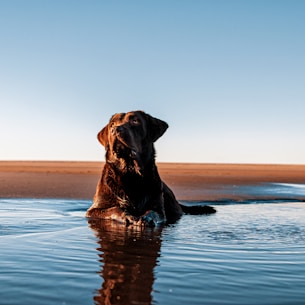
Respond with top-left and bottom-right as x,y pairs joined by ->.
1,161 -> 305,201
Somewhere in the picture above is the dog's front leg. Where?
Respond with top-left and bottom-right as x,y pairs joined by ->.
140,194 -> 167,227
86,206 -> 141,226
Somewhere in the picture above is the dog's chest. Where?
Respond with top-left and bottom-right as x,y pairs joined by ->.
120,174 -> 158,213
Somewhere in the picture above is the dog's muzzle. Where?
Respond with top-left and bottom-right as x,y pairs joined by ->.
112,125 -> 139,159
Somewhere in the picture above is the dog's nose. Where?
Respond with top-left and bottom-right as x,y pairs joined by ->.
115,126 -> 125,135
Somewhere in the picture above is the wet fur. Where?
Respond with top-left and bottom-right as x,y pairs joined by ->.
86,110 -> 215,227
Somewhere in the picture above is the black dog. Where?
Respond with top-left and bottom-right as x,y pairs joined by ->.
86,110 -> 215,226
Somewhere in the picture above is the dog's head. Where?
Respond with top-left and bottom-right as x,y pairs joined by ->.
97,111 -> 168,174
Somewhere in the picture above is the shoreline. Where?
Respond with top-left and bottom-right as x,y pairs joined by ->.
1,161 -> 305,201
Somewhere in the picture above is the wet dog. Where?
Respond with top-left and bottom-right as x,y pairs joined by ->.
86,110 -> 215,226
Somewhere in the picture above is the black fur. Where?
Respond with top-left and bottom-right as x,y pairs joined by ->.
86,111 -> 215,227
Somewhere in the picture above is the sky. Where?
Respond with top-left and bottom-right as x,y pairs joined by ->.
1,0 -> 305,164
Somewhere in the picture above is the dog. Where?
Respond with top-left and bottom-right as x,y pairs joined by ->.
86,110 -> 215,227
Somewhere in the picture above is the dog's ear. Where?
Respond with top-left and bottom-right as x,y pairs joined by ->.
97,124 -> 109,147
145,114 -> 169,142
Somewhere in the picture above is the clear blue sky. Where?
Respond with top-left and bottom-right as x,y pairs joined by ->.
1,0 -> 304,164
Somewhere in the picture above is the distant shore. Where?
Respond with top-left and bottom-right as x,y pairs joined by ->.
1,161 -> 305,201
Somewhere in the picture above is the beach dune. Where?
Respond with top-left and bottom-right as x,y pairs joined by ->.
1,161 -> 305,201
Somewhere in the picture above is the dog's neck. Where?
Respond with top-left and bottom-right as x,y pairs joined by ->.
106,143 -> 156,177
102,147 -> 162,215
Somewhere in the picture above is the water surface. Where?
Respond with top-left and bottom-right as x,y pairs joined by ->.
1,183 -> 305,305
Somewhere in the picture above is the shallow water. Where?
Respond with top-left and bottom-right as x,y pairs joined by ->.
1,183 -> 305,305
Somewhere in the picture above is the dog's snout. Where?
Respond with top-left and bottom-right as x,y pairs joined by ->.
116,126 -> 125,133
112,125 -> 126,136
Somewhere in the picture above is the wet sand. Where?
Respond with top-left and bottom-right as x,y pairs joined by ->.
0,161 -> 305,201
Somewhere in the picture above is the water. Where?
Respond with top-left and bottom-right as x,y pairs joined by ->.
1,183 -> 305,305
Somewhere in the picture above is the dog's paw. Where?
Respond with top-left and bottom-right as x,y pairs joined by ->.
86,207 -> 102,218
124,214 -> 140,226
141,211 -> 165,227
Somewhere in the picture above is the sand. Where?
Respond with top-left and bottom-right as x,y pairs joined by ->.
1,161 -> 305,201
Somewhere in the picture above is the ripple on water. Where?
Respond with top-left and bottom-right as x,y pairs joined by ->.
155,202 -> 305,305
0,198 -> 305,305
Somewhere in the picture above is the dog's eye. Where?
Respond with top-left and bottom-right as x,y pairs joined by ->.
130,118 -> 140,126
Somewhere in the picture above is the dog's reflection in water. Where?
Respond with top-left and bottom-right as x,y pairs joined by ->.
88,218 -> 162,305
